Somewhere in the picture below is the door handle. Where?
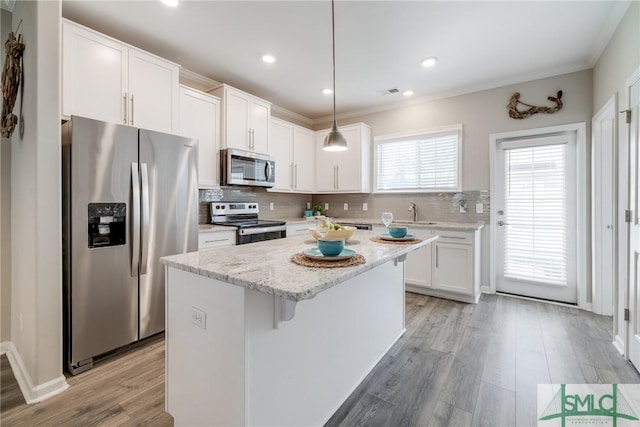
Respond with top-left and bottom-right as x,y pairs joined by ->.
130,94 -> 135,125
294,164 -> 298,189
498,220 -> 510,226
131,163 -> 140,277
290,163 -> 294,187
265,160 -> 273,182
140,163 -> 150,275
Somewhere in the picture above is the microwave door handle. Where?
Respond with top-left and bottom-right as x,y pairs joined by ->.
140,163 -> 150,275
131,163 -> 140,277
265,161 -> 273,182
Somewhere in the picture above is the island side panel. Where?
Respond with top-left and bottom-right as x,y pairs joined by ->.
166,267 -> 246,426
245,260 -> 406,427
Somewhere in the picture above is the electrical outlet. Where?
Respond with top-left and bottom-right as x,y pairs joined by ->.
363,203 -> 368,211
306,202 -> 311,210
476,203 -> 484,214
191,307 -> 206,329
343,203 -> 348,211
324,203 -> 329,211
269,202 -> 274,211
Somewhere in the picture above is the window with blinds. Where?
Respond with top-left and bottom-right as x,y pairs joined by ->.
375,126 -> 461,192
503,143 -> 567,286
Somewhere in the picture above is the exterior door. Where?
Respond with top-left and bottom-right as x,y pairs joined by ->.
628,76 -> 640,370
139,129 -> 199,339
495,133 -> 578,303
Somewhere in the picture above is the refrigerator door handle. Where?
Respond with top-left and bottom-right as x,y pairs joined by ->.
140,163 -> 150,275
131,162 -> 140,277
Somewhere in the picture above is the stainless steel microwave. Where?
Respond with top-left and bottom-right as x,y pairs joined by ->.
220,148 -> 275,187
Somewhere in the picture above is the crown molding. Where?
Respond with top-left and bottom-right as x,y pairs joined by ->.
311,64 -> 593,125
588,0 -> 633,66
271,105 -> 314,127
179,68 -> 221,92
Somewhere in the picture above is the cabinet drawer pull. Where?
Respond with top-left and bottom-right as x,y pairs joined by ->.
441,236 -> 466,239
204,238 -> 230,243
436,246 -> 438,268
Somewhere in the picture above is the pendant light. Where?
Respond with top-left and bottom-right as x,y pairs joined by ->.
323,0 -> 348,152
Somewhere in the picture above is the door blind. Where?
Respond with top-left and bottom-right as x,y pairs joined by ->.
503,143 -> 567,286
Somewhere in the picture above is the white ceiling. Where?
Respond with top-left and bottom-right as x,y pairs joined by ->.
61,0 -> 630,122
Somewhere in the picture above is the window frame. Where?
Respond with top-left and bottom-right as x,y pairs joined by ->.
373,124 -> 463,194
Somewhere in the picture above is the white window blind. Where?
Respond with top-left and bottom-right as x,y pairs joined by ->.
503,143 -> 567,286
376,128 -> 460,192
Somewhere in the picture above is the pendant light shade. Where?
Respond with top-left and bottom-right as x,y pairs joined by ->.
323,0 -> 347,152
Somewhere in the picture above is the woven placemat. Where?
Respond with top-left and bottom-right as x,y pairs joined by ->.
369,236 -> 422,245
291,253 -> 366,268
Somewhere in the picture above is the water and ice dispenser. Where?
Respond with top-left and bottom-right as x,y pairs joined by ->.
88,203 -> 126,248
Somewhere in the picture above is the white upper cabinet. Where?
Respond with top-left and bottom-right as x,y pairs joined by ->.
269,118 -> 294,191
315,123 -> 371,193
128,48 -> 179,133
209,84 -> 271,153
62,19 -> 179,133
292,127 -> 315,192
269,117 -> 315,193
179,86 -> 221,189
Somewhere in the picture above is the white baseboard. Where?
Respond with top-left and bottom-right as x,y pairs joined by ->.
0,341 -> 69,404
613,335 -> 625,356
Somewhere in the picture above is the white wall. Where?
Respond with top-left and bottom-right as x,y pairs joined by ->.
1,8 -> 13,344
592,2 -> 640,354
318,69 -> 593,192
8,0 -> 66,402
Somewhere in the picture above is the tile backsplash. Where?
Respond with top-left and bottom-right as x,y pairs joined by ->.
199,187 -> 489,224
312,191 -> 490,224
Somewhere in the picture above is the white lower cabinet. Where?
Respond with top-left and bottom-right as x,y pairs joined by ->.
198,230 -> 236,249
405,228 -> 481,303
287,223 -> 312,237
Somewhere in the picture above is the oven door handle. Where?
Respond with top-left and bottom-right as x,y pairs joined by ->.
238,224 -> 287,236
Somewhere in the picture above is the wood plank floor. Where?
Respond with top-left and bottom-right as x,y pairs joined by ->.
2,293 -> 639,426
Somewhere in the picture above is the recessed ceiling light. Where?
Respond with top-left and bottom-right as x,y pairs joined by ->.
160,0 -> 178,7
403,90 -> 414,97
421,57 -> 438,68
322,88 -> 333,95
262,54 -> 276,64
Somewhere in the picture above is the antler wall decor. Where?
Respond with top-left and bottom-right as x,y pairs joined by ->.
507,90 -> 563,119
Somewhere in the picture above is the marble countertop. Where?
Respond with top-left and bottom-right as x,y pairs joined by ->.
161,230 -> 437,302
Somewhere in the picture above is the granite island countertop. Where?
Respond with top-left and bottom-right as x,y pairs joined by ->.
278,216 -> 484,231
161,230 -> 437,302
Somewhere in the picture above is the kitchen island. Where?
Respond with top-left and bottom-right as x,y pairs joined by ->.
160,231 -> 437,427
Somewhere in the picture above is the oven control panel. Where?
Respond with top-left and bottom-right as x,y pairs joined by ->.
211,202 -> 259,216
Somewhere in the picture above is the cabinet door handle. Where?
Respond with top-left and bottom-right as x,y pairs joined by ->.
123,92 -> 128,124
336,165 -> 339,189
130,94 -> 135,125
204,238 -> 230,243
334,166 -> 337,190
290,163 -> 294,187
294,164 -> 298,189
436,246 -> 439,268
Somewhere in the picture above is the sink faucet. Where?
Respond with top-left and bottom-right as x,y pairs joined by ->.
408,202 -> 417,222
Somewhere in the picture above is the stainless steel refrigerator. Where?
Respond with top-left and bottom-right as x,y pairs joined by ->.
62,116 -> 198,375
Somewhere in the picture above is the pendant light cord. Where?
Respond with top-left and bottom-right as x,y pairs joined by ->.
331,0 -> 337,126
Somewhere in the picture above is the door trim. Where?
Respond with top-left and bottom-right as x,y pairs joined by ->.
489,122 -> 588,309
591,94 -> 617,316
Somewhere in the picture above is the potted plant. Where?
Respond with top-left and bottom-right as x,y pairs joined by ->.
312,204 -> 324,216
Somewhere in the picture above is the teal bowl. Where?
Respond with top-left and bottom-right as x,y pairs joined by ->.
317,238 -> 345,256
388,226 -> 408,238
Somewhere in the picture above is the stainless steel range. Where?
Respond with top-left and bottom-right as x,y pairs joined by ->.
210,202 -> 287,245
